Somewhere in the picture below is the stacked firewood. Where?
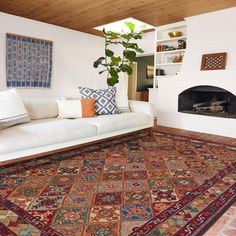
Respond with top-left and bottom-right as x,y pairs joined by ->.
193,100 -> 228,113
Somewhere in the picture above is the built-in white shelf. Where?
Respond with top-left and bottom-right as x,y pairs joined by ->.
156,62 -> 182,66
154,21 -> 187,88
156,49 -> 185,55
156,36 -> 186,43
155,75 -> 177,79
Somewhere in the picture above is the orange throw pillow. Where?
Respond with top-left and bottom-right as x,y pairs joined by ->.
81,98 -> 96,118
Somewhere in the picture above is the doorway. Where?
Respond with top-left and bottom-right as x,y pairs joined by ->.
128,54 -> 154,101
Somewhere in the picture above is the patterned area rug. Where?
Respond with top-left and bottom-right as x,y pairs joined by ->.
0,131 -> 235,236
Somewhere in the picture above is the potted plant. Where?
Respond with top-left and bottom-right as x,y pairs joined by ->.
93,22 -> 144,87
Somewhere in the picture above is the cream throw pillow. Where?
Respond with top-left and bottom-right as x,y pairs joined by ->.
0,89 -> 30,129
115,90 -> 130,113
57,100 -> 82,118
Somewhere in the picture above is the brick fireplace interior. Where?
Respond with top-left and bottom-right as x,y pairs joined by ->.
178,85 -> 236,118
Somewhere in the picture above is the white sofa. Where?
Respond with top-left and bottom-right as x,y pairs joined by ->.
0,99 -> 154,164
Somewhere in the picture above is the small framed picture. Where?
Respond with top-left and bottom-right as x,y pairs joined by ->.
201,52 -> 227,70
146,65 -> 154,79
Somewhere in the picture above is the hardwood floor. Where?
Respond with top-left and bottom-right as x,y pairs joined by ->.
204,203 -> 236,236
155,125 -> 236,146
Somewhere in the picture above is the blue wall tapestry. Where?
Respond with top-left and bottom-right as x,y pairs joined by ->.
6,33 -> 53,88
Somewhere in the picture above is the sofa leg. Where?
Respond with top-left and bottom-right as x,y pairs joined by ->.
148,128 -> 153,136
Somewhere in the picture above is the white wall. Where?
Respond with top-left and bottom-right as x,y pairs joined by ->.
0,12 -> 154,97
137,31 -> 155,55
181,7 -> 236,75
0,12 -> 106,98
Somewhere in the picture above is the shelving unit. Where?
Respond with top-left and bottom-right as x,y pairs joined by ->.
154,21 -> 187,87
156,36 -> 186,43
156,49 -> 186,55
156,62 -> 182,66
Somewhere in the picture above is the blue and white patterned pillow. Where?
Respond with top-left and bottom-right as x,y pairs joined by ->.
79,87 -> 120,115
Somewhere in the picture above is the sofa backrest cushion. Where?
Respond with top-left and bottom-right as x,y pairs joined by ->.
115,89 -> 130,113
24,98 -> 58,120
0,89 -> 30,129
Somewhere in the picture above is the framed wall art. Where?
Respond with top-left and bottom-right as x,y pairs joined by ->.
6,33 -> 53,88
201,52 -> 226,71
146,65 -> 154,79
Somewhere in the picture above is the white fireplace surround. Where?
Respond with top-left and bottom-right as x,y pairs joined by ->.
149,7 -> 236,138
150,75 -> 236,138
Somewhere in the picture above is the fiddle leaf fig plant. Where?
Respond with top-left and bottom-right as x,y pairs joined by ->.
93,22 -> 144,87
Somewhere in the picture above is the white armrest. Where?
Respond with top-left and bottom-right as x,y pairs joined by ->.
129,100 -> 154,126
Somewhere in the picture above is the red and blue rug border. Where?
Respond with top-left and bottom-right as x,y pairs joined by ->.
130,162 -> 236,236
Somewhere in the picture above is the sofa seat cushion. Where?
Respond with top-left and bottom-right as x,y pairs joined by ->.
82,112 -> 151,135
0,118 -> 97,154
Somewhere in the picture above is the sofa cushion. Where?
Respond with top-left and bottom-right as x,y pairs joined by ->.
0,118 -> 97,154
0,89 -> 30,130
82,112 -> 151,135
115,89 -> 130,113
24,98 -> 58,120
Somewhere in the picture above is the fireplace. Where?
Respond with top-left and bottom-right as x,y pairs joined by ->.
178,86 -> 236,118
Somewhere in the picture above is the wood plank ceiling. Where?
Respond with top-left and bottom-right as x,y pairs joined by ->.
0,0 -> 236,36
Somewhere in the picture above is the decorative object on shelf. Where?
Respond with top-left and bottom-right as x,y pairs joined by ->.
93,22 -> 144,87
201,52 -> 227,70
157,45 -> 176,52
177,39 -> 186,49
156,69 -> 165,76
173,55 -> 183,63
167,55 -> 176,63
146,66 -> 154,79
168,31 -> 183,38
6,33 -> 53,88
156,45 -> 163,52
165,46 -> 176,51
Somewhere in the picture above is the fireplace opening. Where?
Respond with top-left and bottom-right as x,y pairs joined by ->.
178,86 -> 236,118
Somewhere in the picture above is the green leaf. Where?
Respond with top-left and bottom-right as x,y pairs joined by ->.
122,42 -> 138,49
120,64 -> 133,75
109,68 -> 119,79
106,40 -> 122,45
99,69 -> 107,74
105,49 -> 114,57
135,47 -> 144,53
104,30 -> 119,38
133,34 -> 142,39
104,30 -> 113,36
111,32 -> 119,38
125,22 -> 135,32
107,77 -> 119,87
123,50 -> 136,61
111,56 -> 121,65
120,34 -> 132,40
93,57 -> 105,68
